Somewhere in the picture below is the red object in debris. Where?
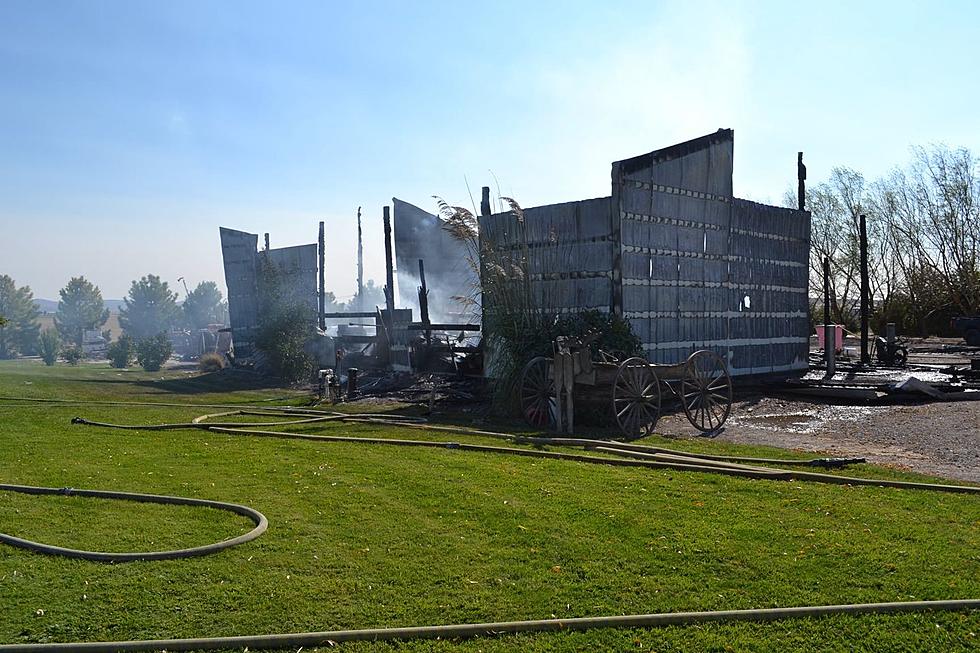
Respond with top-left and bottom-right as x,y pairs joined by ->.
816,325 -> 844,352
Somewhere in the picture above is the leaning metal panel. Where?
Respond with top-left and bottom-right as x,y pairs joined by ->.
219,227 -> 260,358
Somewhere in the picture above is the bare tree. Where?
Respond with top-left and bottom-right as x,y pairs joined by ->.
794,167 -> 867,326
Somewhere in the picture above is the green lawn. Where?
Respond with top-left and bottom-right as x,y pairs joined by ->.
0,359 -> 978,652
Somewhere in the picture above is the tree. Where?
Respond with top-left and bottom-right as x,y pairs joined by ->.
788,168 -> 869,328
38,329 -> 60,366
344,279 -> 387,312
54,277 -> 109,347
107,334 -> 134,368
135,333 -> 173,372
182,281 -> 228,330
0,275 -> 40,358
119,275 -> 180,340
254,256 -> 314,382
886,145 -> 980,314
795,143 -> 980,336
62,345 -> 82,366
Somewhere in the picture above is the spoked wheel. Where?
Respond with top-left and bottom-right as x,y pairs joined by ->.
681,350 -> 732,433
519,357 -> 556,431
612,357 -> 661,440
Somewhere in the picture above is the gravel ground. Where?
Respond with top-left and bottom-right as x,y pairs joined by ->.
656,396 -> 980,484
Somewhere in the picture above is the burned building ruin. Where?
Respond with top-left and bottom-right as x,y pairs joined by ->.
219,129 -> 809,381
479,129 -> 810,378
218,227 -> 320,359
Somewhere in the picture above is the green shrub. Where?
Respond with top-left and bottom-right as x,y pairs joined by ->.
107,335 -> 134,369
38,329 -> 60,366
135,333 -> 174,372
254,256 -> 314,383
198,351 -> 227,372
62,346 -> 82,366
254,302 -> 314,383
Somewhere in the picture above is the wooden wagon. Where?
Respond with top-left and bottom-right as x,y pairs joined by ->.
519,335 -> 733,439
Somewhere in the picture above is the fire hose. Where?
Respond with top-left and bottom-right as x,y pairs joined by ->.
0,404 -> 977,651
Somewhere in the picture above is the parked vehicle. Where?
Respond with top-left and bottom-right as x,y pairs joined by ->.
951,316 -> 980,346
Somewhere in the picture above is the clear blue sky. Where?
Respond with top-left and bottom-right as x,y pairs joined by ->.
2,0 -> 978,302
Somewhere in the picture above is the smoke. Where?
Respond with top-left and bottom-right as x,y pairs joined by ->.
392,198 -> 480,326
397,270 -> 478,325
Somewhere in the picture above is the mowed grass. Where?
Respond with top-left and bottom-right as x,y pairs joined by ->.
0,359 -> 978,652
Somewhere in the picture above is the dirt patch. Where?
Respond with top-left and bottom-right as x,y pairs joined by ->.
655,395 -> 980,483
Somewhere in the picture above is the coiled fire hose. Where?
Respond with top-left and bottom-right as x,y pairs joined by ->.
0,484 -> 267,562
0,403 -> 977,651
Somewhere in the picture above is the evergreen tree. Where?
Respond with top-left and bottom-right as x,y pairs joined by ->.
119,274 -> 180,339
182,281 -> 228,330
38,329 -> 60,366
0,275 -> 40,358
54,276 -> 110,346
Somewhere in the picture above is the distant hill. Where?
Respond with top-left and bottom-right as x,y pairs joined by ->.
34,299 -> 126,314
34,299 -> 58,313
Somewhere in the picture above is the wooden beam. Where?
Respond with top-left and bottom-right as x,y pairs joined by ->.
481,186 -> 492,216
318,221 -> 326,330
322,311 -> 376,319
383,206 -> 395,317
404,323 -> 480,331
797,152 -> 806,211
860,214 -> 870,364
418,259 -> 431,344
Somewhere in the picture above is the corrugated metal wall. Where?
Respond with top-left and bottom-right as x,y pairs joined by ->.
478,129 -> 811,379
265,243 -> 319,314
614,129 -> 809,376
219,228 -> 320,359
219,227 -> 260,357
480,196 -> 615,313
616,131 -> 735,365
726,199 -> 810,375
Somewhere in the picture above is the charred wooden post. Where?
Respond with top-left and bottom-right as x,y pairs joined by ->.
610,162 -> 624,316
859,213 -> 870,365
318,221 -> 326,330
383,205 -> 395,319
356,206 -> 364,312
347,367 -> 358,399
797,152 -> 806,211
824,256 -> 835,378
418,259 -> 431,344
480,186 -> 492,216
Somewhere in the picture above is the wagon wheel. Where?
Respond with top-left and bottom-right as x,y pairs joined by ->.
681,350 -> 732,433
519,357 -> 556,431
612,357 -> 661,440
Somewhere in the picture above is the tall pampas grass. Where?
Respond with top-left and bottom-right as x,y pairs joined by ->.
435,195 -> 564,412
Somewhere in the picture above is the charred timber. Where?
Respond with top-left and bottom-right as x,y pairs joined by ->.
405,323 -> 481,331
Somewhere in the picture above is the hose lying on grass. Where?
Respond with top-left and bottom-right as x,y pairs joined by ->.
72,409 -> 980,495
1,599 -> 979,653
0,483 -> 267,562
1,404 -> 977,651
